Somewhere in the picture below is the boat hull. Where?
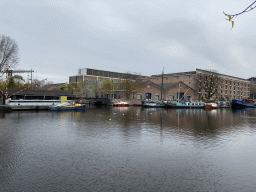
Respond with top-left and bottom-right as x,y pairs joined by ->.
48,105 -> 85,111
142,104 -> 165,108
166,105 -> 204,109
113,104 -> 129,107
231,100 -> 255,109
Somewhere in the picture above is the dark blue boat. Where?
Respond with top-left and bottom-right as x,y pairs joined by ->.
231,100 -> 256,109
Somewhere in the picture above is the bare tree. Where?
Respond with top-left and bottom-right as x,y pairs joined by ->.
196,70 -> 223,100
0,35 -> 19,73
118,73 -> 143,99
224,1 -> 256,28
250,85 -> 256,99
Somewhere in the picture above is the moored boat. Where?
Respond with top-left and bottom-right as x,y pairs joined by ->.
113,102 -> 129,107
142,99 -> 165,108
48,102 -> 85,111
166,101 -> 205,109
204,103 -> 219,109
231,100 -> 256,109
5,99 -> 63,110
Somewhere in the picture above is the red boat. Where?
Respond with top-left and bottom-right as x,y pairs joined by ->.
204,103 -> 219,109
113,102 -> 129,107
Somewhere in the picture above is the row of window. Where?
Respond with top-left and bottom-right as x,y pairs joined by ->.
136,94 -> 190,100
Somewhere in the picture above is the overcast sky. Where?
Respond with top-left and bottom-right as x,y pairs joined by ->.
1,0 -> 256,83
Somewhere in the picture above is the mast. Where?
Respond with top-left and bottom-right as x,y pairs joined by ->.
161,67 -> 164,100
5,62 -> 8,100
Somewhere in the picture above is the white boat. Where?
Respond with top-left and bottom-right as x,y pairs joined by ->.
5,99 -> 70,110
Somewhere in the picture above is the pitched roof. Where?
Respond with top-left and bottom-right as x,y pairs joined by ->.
39,83 -> 65,90
156,83 -> 177,90
0,89 -> 73,97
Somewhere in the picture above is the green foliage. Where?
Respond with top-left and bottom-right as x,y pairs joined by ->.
7,78 -> 16,89
78,81 -> 88,94
118,73 -> 143,99
59,81 -> 88,94
0,79 -> 5,89
118,80 -> 133,99
59,82 -> 80,94
101,79 -> 115,94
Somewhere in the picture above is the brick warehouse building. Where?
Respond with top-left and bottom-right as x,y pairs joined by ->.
69,68 -> 251,101
148,69 -> 250,101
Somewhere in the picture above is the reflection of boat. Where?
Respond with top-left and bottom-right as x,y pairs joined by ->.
166,101 -> 205,109
142,99 -> 165,108
204,103 -> 219,109
231,100 -> 256,109
0,105 -> 11,112
133,103 -> 142,107
113,102 -> 129,107
143,103 -> 165,108
48,102 -> 85,111
216,101 -> 230,108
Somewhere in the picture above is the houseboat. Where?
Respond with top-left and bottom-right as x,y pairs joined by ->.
142,99 -> 165,108
5,99 -> 63,110
166,101 -> 205,109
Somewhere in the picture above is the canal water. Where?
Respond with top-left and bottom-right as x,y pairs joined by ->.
1,106 -> 256,191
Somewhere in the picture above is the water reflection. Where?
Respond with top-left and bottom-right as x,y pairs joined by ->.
1,107 -> 256,191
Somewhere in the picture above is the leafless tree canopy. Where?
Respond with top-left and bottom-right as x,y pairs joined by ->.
196,70 -> 222,99
0,34 -> 19,72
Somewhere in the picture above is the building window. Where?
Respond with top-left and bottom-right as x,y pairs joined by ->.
177,77 -> 179,79
189,82 -> 190,84
137,94 -> 141,100
170,95 -> 174,100
155,94 -> 159,100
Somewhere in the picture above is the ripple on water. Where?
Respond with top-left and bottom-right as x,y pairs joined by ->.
1,108 -> 256,191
